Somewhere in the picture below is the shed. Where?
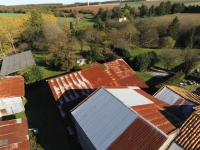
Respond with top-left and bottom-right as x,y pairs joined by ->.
154,85 -> 200,116
0,118 -> 30,150
0,76 -> 25,118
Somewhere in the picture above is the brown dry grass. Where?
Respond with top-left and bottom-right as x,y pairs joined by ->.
61,3 -> 120,12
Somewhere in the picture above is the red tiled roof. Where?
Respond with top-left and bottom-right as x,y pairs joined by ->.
0,76 -> 24,98
0,118 -> 30,150
174,110 -> 200,150
107,117 -> 167,150
132,89 -> 185,134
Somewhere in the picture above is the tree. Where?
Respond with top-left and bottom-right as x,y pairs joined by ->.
132,51 -> 158,71
23,66 -> 43,84
160,49 -> 179,70
140,28 -> 159,48
182,49 -> 199,74
0,16 -> 25,53
139,4 -> 148,17
28,10 -> 44,31
161,36 -> 176,49
86,46 -> 101,63
186,27 -> 195,49
93,17 -> 106,31
148,5 -> 156,17
165,1 -> 172,14
157,2 -> 166,16
167,16 -> 180,41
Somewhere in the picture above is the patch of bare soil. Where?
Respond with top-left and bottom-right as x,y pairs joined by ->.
61,3 -> 120,12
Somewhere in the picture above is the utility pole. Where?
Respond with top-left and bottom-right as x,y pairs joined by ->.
88,0 -> 89,6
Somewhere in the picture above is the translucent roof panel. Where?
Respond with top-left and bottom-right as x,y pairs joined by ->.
107,88 -> 153,107
0,50 -> 35,75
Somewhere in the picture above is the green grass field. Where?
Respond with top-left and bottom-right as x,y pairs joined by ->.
0,13 -> 25,18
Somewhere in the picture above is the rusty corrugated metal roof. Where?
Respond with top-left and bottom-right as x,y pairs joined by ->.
107,117 -> 167,150
0,76 -> 24,98
47,59 -> 148,102
132,89 -> 184,134
0,118 -> 30,150
173,109 -> 200,150
47,59 -> 148,116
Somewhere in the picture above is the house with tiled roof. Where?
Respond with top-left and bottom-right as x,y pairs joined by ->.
71,86 -> 189,150
168,105 -> 200,150
0,76 -> 25,119
0,118 -> 30,150
154,85 -> 200,117
47,59 -> 148,119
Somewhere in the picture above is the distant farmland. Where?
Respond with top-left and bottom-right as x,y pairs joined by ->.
61,1 -> 200,12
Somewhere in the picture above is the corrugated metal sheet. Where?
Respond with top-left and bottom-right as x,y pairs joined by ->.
107,117 -> 167,150
72,87 -> 171,150
0,76 -> 24,98
72,87 -> 138,150
133,89 -> 184,133
106,88 -> 153,107
0,118 -> 30,150
169,143 -> 184,150
154,86 -> 198,115
47,59 -> 148,103
0,97 -> 24,116
174,112 -> 200,150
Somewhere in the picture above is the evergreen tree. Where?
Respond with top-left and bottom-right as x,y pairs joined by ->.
139,4 -> 148,17
167,16 -> 180,41
148,5 -> 156,17
186,28 -> 195,49
29,10 -> 44,31
157,2 -> 166,16
165,1 -> 172,14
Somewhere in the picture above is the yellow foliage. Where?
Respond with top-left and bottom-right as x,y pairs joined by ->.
42,13 -> 56,23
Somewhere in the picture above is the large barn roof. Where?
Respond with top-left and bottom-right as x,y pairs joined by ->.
0,50 -> 35,76
0,76 -> 24,98
71,87 -> 169,150
47,59 -> 148,115
0,118 -> 30,150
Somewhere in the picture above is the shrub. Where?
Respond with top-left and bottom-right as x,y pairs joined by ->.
156,71 -> 185,89
132,51 -> 158,71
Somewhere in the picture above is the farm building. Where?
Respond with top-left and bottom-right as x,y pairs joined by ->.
0,118 -> 30,149
71,86 -> 188,150
0,76 -> 25,119
47,59 -> 148,118
154,85 -> 200,116
168,105 -> 200,150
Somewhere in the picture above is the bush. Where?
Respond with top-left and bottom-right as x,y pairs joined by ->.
156,71 -> 185,89
132,51 -> 158,71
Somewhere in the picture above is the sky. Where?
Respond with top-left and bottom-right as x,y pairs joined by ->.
0,0 -> 110,6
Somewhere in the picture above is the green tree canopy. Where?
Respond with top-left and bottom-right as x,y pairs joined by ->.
167,16 -> 180,41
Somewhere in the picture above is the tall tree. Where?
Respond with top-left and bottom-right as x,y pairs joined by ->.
167,16 -> 180,41
139,4 -> 148,17
157,2 -> 166,16
28,10 -> 44,31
